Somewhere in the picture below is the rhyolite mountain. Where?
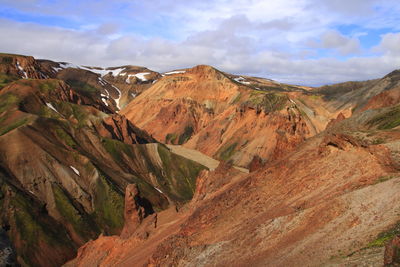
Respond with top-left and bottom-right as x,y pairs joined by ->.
1,52 -> 400,266
0,53 -> 209,266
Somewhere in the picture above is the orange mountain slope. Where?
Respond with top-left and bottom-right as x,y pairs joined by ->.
122,65 -> 343,168
68,107 -> 400,266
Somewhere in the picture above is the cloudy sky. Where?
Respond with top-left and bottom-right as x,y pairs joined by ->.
0,0 -> 400,85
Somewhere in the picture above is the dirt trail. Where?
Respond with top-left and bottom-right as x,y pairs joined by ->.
167,144 -> 249,173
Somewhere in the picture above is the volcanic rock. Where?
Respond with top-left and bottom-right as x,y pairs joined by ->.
120,184 -> 145,239
385,235 -> 400,266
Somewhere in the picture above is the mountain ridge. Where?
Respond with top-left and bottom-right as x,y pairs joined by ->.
1,52 -> 400,266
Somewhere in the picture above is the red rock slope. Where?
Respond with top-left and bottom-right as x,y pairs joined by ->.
122,65 -> 338,168
67,113 -> 400,266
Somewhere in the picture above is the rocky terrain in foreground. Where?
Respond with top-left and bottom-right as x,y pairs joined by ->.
1,53 -> 400,266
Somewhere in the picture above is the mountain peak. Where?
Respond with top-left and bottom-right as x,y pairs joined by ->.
383,69 -> 400,81
186,64 -> 226,80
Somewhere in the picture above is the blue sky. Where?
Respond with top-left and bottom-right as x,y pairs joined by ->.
0,0 -> 399,85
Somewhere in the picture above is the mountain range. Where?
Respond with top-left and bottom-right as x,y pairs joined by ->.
0,53 -> 400,266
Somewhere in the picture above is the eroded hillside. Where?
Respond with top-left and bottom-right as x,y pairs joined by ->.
68,88 -> 400,266
122,65 -> 345,168
0,54 -> 208,266
2,52 -> 400,267
69,65 -> 400,266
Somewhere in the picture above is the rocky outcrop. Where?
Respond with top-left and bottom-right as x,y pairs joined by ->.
361,87 -> 400,111
98,114 -> 157,144
0,54 -> 49,80
120,184 -> 145,239
385,235 -> 400,266
319,133 -> 364,153
325,112 -> 346,129
248,155 -> 265,172
191,162 -> 243,204
0,229 -> 17,266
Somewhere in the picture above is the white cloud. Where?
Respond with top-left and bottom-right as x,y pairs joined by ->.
375,32 -> 400,56
319,30 -> 361,55
0,19 -> 107,65
0,0 -> 400,86
96,23 -> 120,35
317,0 -> 376,15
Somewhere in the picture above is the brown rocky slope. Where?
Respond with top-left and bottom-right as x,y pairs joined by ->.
68,104 -> 400,266
0,55 -> 210,266
69,68 -> 400,267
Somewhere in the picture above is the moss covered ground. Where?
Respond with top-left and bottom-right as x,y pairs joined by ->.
366,221 -> 400,248
367,105 -> 400,130
92,173 -> 124,234
216,141 -> 238,161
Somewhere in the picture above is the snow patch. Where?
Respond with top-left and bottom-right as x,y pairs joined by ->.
59,62 -> 79,69
124,72 -> 151,84
155,187 -> 163,194
101,98 -> 109,106
46,102 -> 60,114
108,68 -> 125,77
57,63 -> 120,77
111,85 -> 122,110
16,61 -> 28,79
98,77 -> 107,86
80,66 -> 125,77
70,166 -> 80,176
53,63 -> 136,85
80,66 -> 108,76
134,72 -> 150,81
100,87 -> 110,106
234,77 -> 250,85
164,70 -> 186,75
101,87 -> 111,108
52,66 -> 63,73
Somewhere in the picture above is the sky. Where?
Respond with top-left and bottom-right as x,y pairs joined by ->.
0,0 -> 400,85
